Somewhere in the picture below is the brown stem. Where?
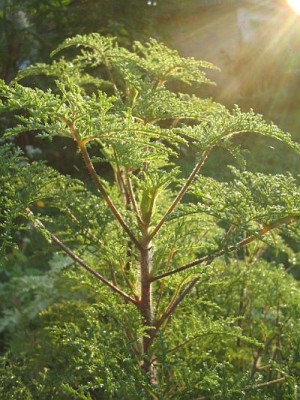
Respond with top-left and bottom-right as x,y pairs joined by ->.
112,152 -> 136,274
25,209 -> 138,306
170,117 -> 181,128
155,278 -> 199,331
107,261 -> 118,287
196,377 -> 286,400
113,149 -> 129,205
126,172 -> 143,224
251,328 -> 279,378
150,149 -> 211,240
151,215 -> 297,282
251,347 -> 264,378
70,124 -> 142,251
249,377 -> 286,390
156,279 -> 184,323
138,228 -> 157,382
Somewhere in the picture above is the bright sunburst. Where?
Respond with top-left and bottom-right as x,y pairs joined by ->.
287,0 -> 300,14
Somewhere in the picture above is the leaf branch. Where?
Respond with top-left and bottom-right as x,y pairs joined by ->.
155,278 -> 199,331
196,377 -> 286,400
25,208 -> 139,306
150,148 -> 211,240
70,123 -> 142,250
151,215 -> 298,282
126,171 -> 143,224
150,329 -> 253,365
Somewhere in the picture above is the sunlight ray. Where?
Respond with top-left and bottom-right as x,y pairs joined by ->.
287,0 -> 300,14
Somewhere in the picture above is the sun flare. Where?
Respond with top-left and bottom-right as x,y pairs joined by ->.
287,0 -> 300,14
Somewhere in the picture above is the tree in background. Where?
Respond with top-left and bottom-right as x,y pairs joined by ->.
0,0 -> 157,81
1,34 -> 300,398
0,0 -> 242,82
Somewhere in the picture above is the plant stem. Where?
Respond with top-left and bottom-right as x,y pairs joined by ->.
70,123 -> 142,250
151,215 -> 298,282
138,227 -> 157,382
155,278 -> 199,331
25,209 -> 138,306
150,149 -> 211,240
126,171 -> 143,224
196,377 -> 286,400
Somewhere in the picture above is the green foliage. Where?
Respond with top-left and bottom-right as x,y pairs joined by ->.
189,168 -> 300,234
1,255 -> 300,399
0,267 -> 149,399
1,34 -> 300,399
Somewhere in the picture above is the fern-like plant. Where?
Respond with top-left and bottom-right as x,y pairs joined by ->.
1,34 -> 300,396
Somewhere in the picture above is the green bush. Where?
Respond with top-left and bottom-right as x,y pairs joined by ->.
1,34 -> 300,398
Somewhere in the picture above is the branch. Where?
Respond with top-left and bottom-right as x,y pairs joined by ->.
120,262 -> 140,301
150,126 -> 290,242
112,148 -> 132,210
155,278 -> 199,331
150,329 -> 254,366
25,209 -> 139,306
196,377 -> 286,400
150,149 -> 211,240
126,172 -> 143,224
151,215 -> 298,282
249,377 -> 286,390
70,123 -> 142,251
